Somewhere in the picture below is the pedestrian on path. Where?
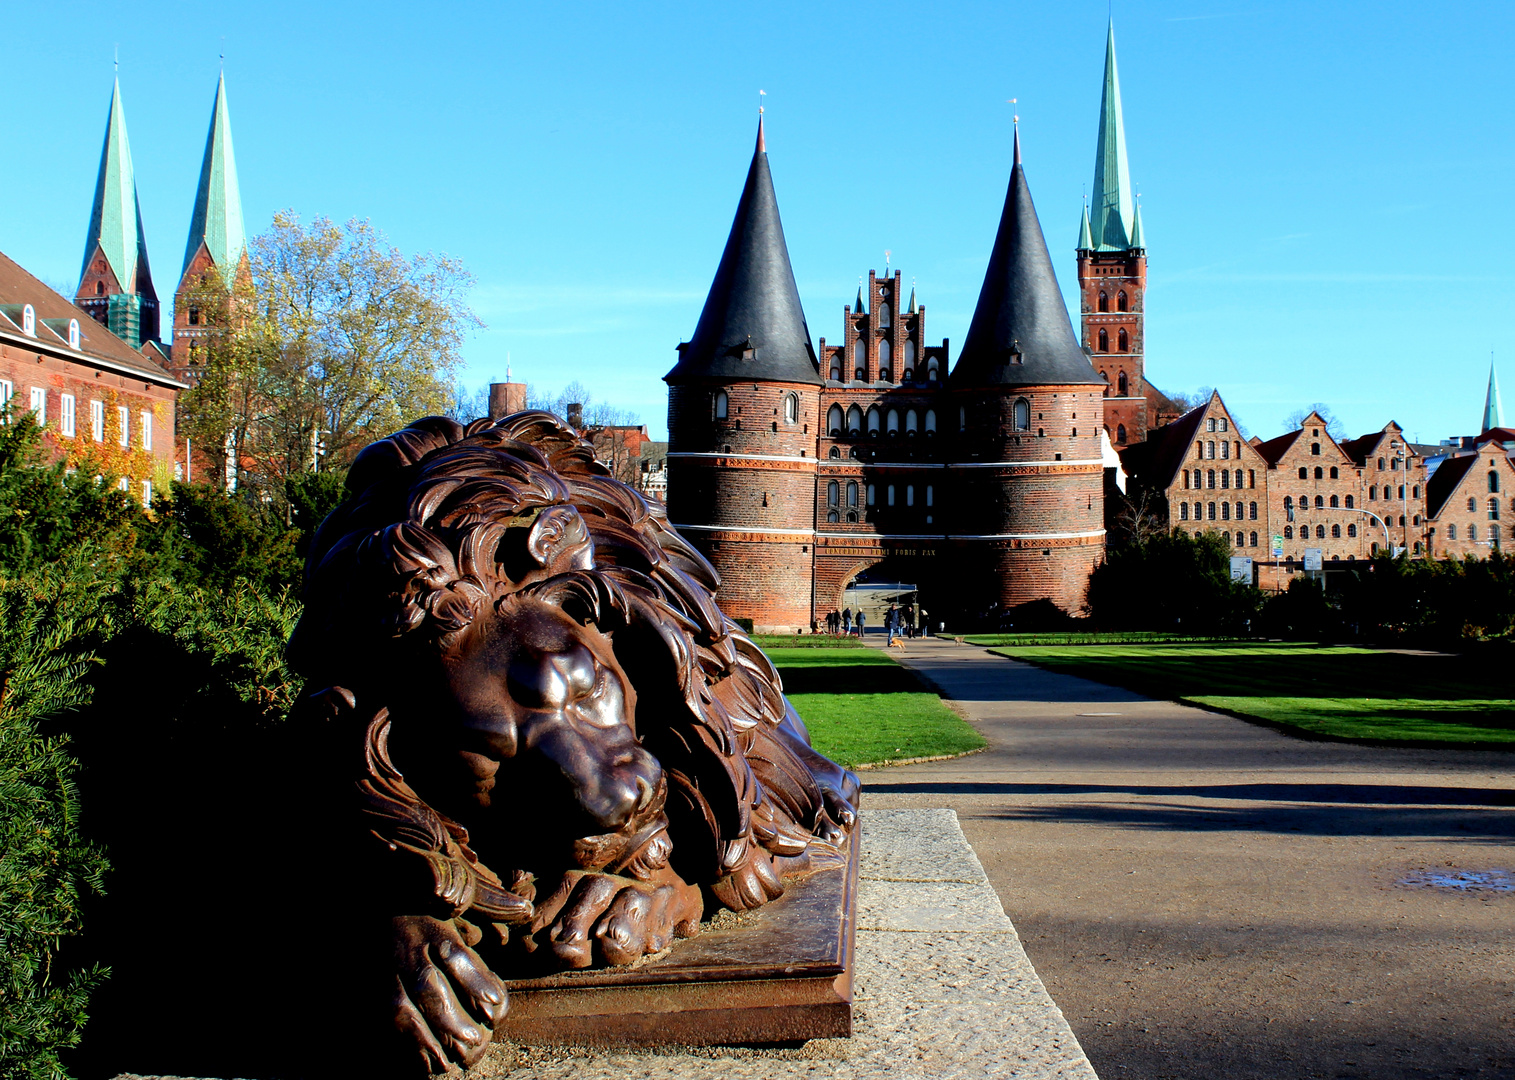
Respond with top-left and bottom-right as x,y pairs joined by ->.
842,607 -> 852,635
855,609 -> 866,637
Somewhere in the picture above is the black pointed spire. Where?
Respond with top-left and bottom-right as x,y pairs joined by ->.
952,132 -> 1104,389
665,119 -> 821,386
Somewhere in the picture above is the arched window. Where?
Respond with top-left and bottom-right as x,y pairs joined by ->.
830,357 -> 842,381
1208,502 -> 1217,520
21,305 -> 34,336
1492,471 -> 1502,494
95,281 -> 104,296
1236,531 -> 1244,547
1345,495 -> 1354,508
904,340 -> 917,380
1207,441 -> 1216,459
926,485 -> 934,507
1118,328 -> 1129,352
1316,524 -> 1326,539
847,481 -> 857,507
1014,398 -> 1030,430
67,319 -> 80,349
828,404 -> 843,436
867,407 -> 880,436
1329,466 -> 1339,479
1117,424 -> 1127,444
1221,441 -> 1230,459
887,484 -> 896,506
1183,471 -> 1191,490
1413,485 -> 1421,499
924,409 -> 937,435
1378,457 -> 1386,470
1250,531 -> 1258,547
854,339 -> 866,380
1117,371 -> 1129,396
1098,328 -> 1109,352
1206,469 -> 1215,489
927,357 -> 940,383
905,409 -> 918,435
1249,501 -> 1258,520
847,405 -> 863,436
1315,495 -> 1324,508
784,394 -> 798,424
1314,467 -> 1324,479
828,446 -> 841,459
827,510 -> 839,523
867,484 -> 877,506
1311,442 -> 1321,455
1470,524 -> 1479,541
1332,524 -> 1341,538
1222,502 -> 1231,520
1285,525 -> 1294,539
1448,524 -> 1457,540
1098,291 -> 1109,312
906,484 -> 915,507
1298,467 -> 1308,479
959,406 -> 967,432
1468,497 -> 1478,512
1180,503 -> 1190,520
715,390 -> 729,419
827,480 -> 839,506
878,339 -> 892,379
1330,495 -> 1339,508
1370,485 -> 1378,500
1117,290 -> 1128,312
879,303 -> 891,328
1347,524 -> 1357,538
886,408 -> 900,436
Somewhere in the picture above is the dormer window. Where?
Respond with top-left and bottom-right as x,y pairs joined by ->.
741,346 -> 755,361
67,319 -> 80,349
21,305 -> 35,336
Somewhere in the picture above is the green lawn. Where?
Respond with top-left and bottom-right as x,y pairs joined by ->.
964,632 -> 1242,647
994,642 -> 1515,745
766,646 -> 986,768
752,634 -> 866,650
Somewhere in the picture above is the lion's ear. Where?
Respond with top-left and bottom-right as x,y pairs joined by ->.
526,506 -> 593,573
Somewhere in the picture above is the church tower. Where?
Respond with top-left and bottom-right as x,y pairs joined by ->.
664,117 -> 823,632
1076,21 -> 1149,447
76,79 -> 160,348
171,73 -> 248,381
950,126 -> 1108,616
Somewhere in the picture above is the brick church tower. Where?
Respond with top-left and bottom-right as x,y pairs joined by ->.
170,73 -> 248,383
1076,21 -> 1151,448
664,117 -> 823,631
75,79 -> 160,349
948,126 -> 1108,615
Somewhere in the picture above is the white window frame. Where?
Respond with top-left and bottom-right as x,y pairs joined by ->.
118,405 -> 130,447
29,387 -> 46,424
0,379 -> 12,420
141,479 -> 153,507
67,319 -> 80,349
140,410 -> 153,452
90,399 -> 104,442
60,393 -> 75,438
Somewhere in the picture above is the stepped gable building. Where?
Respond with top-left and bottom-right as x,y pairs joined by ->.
1076,22 -> 1180,447
1425,440 -> 1515,557
665,116 -> 1107,629
75,79 -> 161,352
170,73 -> 249,384
0,250 -> 183,501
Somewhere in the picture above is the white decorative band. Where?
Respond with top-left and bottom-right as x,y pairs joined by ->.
666,452 -> 813,463
818,460 -> 946,469
948,458 -> 1106,468
948,529 -> 1107,540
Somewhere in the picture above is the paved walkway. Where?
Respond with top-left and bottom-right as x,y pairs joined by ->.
864,636 -> 1515,1080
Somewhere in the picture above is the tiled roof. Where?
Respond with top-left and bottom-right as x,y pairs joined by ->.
1118,401 -> 1206,489
0,250 -> 182,387
1252,428 -> 1304,465
1425,452 -> 1477,519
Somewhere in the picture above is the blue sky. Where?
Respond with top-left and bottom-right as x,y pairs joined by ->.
4,2 -> 1510,443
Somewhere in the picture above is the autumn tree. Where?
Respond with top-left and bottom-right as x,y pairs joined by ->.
178,212 -> 480,508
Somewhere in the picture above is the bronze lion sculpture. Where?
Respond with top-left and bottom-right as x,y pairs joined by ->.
286,412 -> 860,1072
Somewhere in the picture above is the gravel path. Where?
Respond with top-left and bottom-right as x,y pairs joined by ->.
864,637 -> 1515,1080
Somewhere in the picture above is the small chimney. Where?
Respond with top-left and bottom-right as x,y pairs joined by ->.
488,382 -> 528,419
567,402 -> 584,429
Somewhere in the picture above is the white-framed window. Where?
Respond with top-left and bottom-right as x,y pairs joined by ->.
118,405 -> 130,447
0,379 -> 12,420
141,479 -> 152,507
67,319 -> 80,349
21,305 -> 35,336
29,387 -> 46,424
90,400 -> 104,442
783,393 -> 798,424
60,394 -> 75,437
905,409 -> 918,435
140,410 -> 152,451
827,404 -> 843,436
117,477 -> 128,492
924,409 -> 937,434
714,390 -> 728,419
886,408 -> 900,435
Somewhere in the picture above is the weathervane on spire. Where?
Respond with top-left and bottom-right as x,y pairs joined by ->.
885,249 -> 891,275
758,89 -> 765,116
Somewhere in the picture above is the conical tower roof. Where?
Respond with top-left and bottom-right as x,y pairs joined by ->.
952,129 -> 1104,390
665,118 -> 821,386
1090,20 -> 1135,252
182,73 -> 247,285
80,79 -> 156,299
1484,359 -> 1506,433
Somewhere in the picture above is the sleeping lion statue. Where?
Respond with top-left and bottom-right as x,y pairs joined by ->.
286,411 -> 860,1073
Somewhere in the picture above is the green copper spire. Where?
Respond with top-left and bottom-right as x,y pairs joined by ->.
1077,202 -> 1094,250
907,286 -> 916,314
81,79 -> 154,298
1128,201 -> 1145,249
855,284 -> 866,314
1090,20 -> 1135,252
182,73 -> 246,284
1484,359 -> 1506,432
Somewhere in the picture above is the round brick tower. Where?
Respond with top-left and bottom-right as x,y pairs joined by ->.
946,127 -> 1107,619
664,117 -> 823,632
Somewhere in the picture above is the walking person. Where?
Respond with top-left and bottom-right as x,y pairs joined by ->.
886,603 -> 899,643
855,609 -> 866,637
842,607 -> 852,635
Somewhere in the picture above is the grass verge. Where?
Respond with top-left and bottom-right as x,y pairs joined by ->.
752,634 -> 867,649
963,631 -> 1243,647
766,645 -> 986,768
994,642 -> 1515,745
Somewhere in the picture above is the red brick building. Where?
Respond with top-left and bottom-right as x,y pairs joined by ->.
665,118 -> 1107,630
0,251 -> 182,501
1425,440 -> 1515,558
